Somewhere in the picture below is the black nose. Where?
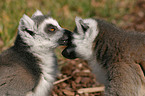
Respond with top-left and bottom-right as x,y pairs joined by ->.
62,47 -> 77,59
61,33 -> 69,41
59,29 -> 72,45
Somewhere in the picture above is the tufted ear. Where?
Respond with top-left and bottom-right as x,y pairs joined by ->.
75,17 -> 89,35
32,10 -> 43,18
19,14 -> 35,34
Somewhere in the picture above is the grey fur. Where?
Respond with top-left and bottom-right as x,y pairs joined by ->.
0,10 -> 71,96
62,17 -> 145,96
0,36 -> 40,96
32,15 -> 50,26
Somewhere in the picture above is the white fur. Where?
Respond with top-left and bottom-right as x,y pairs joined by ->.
73,18 -> 99,60
88,58 -> 107,85
18,14 -> 64,96
19,16 -> 64,49
37,18 -> 63,45
19,14 -> 35,32
73,18 -> 107,84
42,18 -> 62,29
32,10 -> 43,18
75,17 -> 84,35
26,50 -> 57,96
73,17 -> 145,95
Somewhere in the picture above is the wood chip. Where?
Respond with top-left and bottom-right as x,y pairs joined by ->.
77,86 -> 105,94
53,76 -> 72,85
62,89 -> 75,96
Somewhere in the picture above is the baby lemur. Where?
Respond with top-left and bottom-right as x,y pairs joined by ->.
62,17 -> 145,96
0,10 -> 71,96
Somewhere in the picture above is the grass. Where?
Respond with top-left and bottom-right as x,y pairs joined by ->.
0,0 -> 136,50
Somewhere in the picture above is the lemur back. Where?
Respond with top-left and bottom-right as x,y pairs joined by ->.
0,46 -> 39,96
95,19 -> 145,96
62,17 -> 145,96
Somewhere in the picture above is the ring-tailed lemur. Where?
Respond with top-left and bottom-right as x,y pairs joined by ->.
62,17 -> 145,96
0,10 -> 71,96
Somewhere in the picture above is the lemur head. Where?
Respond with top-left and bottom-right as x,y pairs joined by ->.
18,10 -> 72,50
62,17 -> 98,60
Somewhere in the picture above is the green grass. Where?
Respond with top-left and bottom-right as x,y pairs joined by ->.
0,0 -> 136,50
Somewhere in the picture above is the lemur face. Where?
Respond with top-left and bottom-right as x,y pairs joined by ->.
62,17 -> 99,60
18,10 -> 72,49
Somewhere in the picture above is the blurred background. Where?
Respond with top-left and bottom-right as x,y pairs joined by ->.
0,0 -> 144,96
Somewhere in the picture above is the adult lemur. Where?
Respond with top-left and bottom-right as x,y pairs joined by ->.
0,10 -> 71,96
62,17 -> 145,96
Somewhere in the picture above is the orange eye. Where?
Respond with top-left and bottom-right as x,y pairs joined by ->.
50,28 -> 55,32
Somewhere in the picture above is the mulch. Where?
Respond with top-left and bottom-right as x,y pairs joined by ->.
52,59 -> 104,96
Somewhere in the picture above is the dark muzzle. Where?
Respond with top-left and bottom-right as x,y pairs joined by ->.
58,29 -> 72,46
62,46 -> 77,59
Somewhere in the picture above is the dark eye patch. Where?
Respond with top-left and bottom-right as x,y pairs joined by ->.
24,28 -> 35,36
44,24 -> 58,34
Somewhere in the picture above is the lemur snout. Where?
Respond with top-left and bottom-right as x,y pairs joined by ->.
62,46 -> 77,59
58,29 -> 72,45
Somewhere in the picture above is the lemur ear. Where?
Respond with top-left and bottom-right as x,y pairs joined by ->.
79,19 -> 89,32
75,17 -> 89,35
19,14 -> 35,33
32,10 -> 43,18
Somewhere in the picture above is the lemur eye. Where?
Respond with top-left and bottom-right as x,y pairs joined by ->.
49,28 -> 55,32
48,27 -> 56,32
45,24 -> 57,33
